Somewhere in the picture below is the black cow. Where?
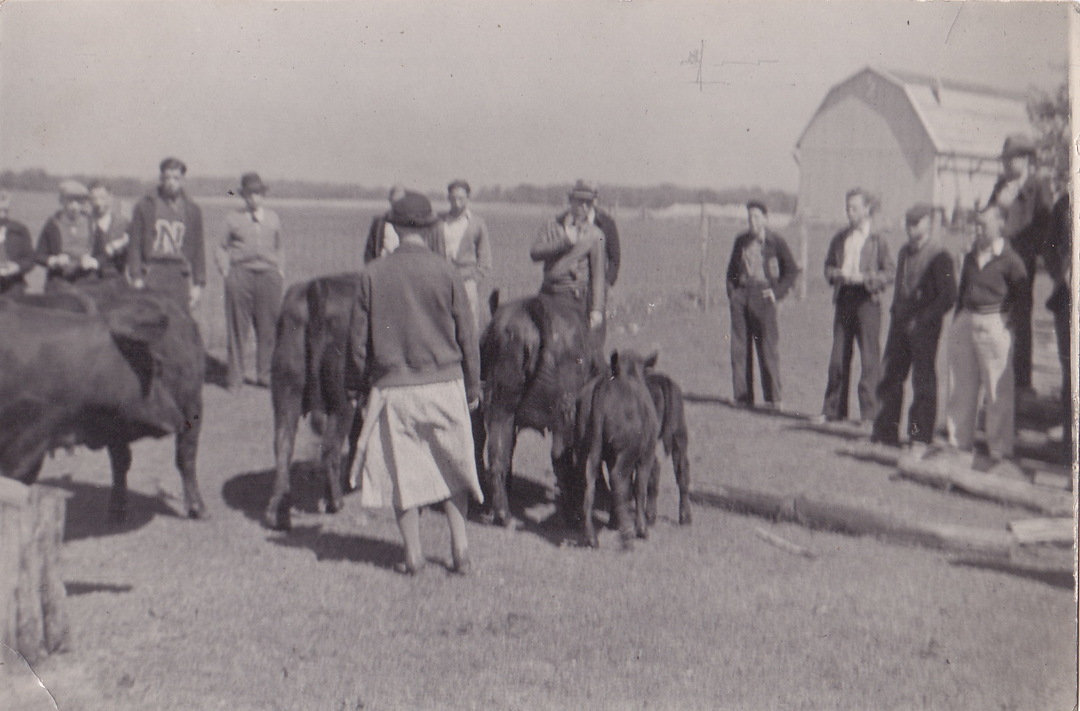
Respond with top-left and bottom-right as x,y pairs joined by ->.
480,291 -> 603,527
576,350 -> 660,549
0,281 -> 207,520
265,273 -> 364,531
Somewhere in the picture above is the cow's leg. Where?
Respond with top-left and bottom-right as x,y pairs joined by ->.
609,453 -> 635,550
319,404 -> 353,514
635,457 -> 652,540
484,410 -> 515,527
266,387 -> 303,530
551,430 -> 581,529
342,399 -> 364,493
106,442 -> 132,523
581,451 -> 601,548
176,417 -> 206,520
672,434 -> 692,525
644,453 -> 660,528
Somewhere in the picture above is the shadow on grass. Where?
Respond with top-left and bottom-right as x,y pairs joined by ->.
40,476 -> 181,543
683,392 -> 807,421
267,525 -> 402,571
950,557 -> 1075,591
221,464 -> 339,524
65,581 -> 134,596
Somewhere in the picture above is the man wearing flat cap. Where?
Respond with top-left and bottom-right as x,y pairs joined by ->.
531,182 -> 608,336
987,133 -> 1053,395
128,157 -> 206,311
216,172 -> 285,389
558,180 -> 621,288
35,179 -> 99,290
871,203 -> 956,455
348,190 -> 483,576
0,189 -> 36,295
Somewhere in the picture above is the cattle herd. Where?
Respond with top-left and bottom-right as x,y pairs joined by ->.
1,275 -> 690,550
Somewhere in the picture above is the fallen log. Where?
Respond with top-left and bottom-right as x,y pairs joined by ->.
1007,517 -> 1075,546
689,486 -> 796,522
693,485 -> 1013,556
0,483 -> 70,668
895,455 -> 1073,516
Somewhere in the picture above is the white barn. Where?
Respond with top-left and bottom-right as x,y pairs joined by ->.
794,66 -> 1034,230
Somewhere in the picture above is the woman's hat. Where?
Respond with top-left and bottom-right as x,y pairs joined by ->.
388,191 -> 438,228
240,172 -> 268,195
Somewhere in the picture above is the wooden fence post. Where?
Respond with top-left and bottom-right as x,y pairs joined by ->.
699,200 -> 710,312
0,479 -> 70,668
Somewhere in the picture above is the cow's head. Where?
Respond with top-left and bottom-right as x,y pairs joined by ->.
104,297 -> 171,397
610,349 -> 658,381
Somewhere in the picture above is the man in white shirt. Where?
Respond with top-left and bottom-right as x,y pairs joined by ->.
439,179 -> 492,332
817,188 -> 895,425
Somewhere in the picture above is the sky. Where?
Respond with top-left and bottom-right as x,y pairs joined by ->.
0,0 -> 1070,193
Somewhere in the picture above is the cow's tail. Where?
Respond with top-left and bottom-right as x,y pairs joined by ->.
303,279 -> 329,415
655,375 -> 679,456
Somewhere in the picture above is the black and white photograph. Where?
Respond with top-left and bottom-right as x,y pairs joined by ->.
0,1 -> 1075,708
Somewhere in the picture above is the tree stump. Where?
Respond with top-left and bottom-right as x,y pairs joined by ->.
0,478 -> 70,669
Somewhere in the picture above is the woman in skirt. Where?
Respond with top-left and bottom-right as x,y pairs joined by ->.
349,191 -> 483,575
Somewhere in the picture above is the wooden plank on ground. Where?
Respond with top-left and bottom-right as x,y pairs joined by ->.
895,456 -> 1073,516
1007,517 -> 1075,545
753,527 -> 817,559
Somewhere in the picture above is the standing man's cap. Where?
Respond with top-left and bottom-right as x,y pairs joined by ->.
388,191 -> 438,228
905,203 -> 934,224
240,172 -> 268,195
58,179 -> 89,199
1001,134 -> 1036,161
568,179 -> 599,201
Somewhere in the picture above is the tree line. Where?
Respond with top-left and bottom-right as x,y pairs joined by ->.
0,168 -> 796,212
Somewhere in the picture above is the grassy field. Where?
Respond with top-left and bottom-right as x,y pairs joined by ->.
3,189 -> 1075,710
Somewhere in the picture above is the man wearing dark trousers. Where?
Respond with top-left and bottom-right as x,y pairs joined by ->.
987,134 -> 1053,396
725,200 -> 799,411
871,204 -> 957,454
818,188 -> 894,425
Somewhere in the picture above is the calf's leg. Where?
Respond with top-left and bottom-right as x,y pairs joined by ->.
484,410 -> 515,527
672,434 -> 692,525
176,418 -> 206,519
106,442 -> 132,522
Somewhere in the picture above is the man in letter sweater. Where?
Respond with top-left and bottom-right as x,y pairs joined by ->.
127,157 -> 206,310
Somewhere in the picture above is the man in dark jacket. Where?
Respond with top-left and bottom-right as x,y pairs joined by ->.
127,157 -> 206,310
88,180 -> 130,280
557,180 -> 620,287
725,200 -> 800,410
817,188 -> 895,425
36,179 -> 99,290
871,204 -> 957,452
0,189 -> 36,295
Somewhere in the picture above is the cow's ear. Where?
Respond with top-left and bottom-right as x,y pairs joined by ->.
104,298 -> 169,345
644,351 -> 659,369
609,350 -> 620,376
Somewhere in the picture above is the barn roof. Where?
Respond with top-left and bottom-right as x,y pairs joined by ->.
796,66 -> 1033,160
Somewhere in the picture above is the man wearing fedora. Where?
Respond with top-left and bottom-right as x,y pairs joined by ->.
128,157 -> 206,311
0,189 -> 36,295
216,172 -> 285,389
36,179 -> 99,290
988,134 -> 1053,395
348,191 -> 483,576
531,182 -> 608,336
